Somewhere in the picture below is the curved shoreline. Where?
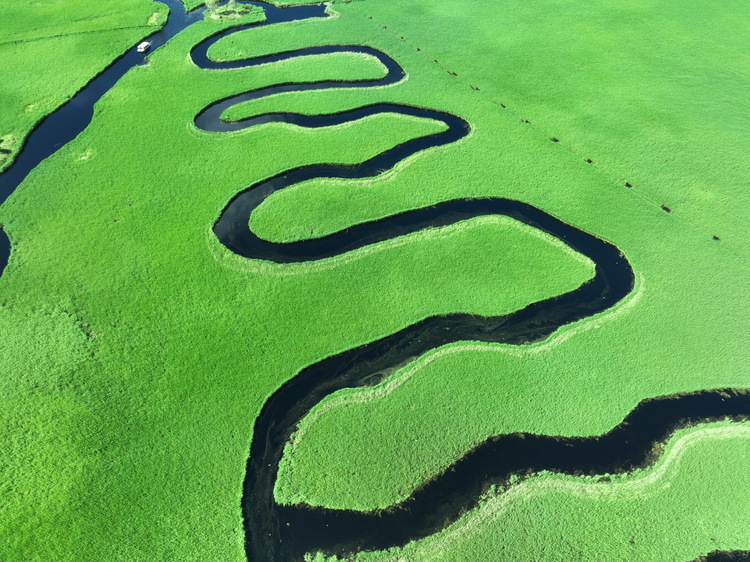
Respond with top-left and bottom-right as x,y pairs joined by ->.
0,0 -> 321,275
276,389 -> 750,557
0,0 -> 206,275
381,422 -> 750,562
698,551 -> 750,562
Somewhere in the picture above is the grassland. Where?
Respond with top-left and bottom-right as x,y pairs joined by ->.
314,0 -> 750,251
0,0 -> 167,173
250,0 -> 750,248
0,0 -> 748,560
0,5 -> 593,560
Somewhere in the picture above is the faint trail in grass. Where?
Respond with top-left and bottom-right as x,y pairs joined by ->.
0,25 -> 160,48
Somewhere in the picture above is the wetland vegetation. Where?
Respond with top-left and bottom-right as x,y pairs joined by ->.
1,0 -> 748,560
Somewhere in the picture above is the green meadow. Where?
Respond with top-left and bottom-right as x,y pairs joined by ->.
1,0 -> 748,560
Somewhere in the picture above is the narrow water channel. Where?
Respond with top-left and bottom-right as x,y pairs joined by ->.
0,1 -> 745,561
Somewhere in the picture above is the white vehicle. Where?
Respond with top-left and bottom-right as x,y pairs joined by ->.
137,41 -> 151,53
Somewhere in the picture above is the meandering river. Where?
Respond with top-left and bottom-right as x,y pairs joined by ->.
0,1 -> 746,560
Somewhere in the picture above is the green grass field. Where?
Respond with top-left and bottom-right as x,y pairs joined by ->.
1,0 -> 748,560
253,0 -> 750,249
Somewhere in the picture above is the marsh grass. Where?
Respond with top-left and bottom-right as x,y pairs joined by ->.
1,1 -> 748,560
